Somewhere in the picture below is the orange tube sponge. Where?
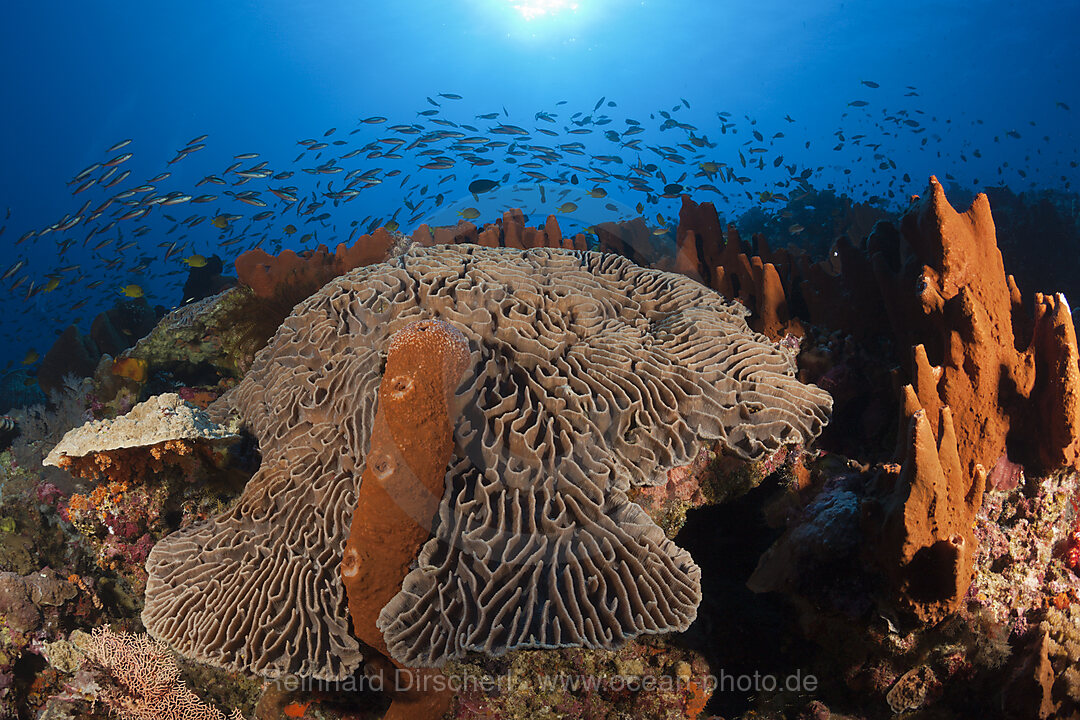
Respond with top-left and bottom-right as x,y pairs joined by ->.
340,318 -> 470,720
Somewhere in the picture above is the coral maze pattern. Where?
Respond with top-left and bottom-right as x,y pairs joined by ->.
142,244 -> 831,678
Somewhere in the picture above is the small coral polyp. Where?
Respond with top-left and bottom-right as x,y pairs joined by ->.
58,438 -> 197,485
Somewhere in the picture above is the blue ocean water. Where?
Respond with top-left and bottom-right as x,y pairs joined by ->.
0,0 -> 1077,386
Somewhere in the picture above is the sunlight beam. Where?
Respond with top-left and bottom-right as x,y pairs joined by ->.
508,0 -> 580,21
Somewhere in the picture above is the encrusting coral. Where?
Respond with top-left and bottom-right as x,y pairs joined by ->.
142,243 -> 831,683
43,393 -> 238,469
37,393 -> 241,589
124,287 -> 258,381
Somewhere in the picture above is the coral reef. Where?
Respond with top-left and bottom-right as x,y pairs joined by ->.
39,394 -> 242,594
37,298 -> 160,396
752,344 -> 991,627
125,287 -> 258,382
442,637 -> 713,720
0,569 -> 79,717
717,177 -> 1080,474
678,178 -> 1080,482
143,244 -> 829,684
630,443 -> 811,538
683,181 -> 1080,624
1040,604 -> 1080,716
729,179 -> 1080,719
4,178 -> 1080,720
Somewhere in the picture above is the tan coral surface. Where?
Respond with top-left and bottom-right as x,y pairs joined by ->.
143,244 -> 832,680
43,392 -> 238,467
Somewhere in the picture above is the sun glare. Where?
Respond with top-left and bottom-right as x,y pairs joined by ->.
509,0 -> 580,21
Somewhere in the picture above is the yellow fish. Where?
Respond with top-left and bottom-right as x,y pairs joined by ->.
21,349 -> 39,365
43,277 -> 61,292
283,224 -> 297,235
457,207 -> 481,220
211,215 -> 230,229
636,202 -> 644,215
586,187 -> 607,199
119,284 -> 144,298
183,254 -> 208,268
384,220 -> 400,232
556,202 -> 578,214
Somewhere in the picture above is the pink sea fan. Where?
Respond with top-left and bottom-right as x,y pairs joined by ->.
82,627 -> 244,720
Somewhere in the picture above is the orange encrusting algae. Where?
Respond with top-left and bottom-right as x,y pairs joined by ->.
340,318 -> 471,720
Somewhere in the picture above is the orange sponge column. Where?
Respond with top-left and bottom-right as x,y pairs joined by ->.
340,318 -> 470,718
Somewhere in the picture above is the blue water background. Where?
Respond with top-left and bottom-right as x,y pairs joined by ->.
0,0 -> 1077,377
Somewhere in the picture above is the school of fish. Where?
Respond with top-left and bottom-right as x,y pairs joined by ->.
1,83 -> 1076,370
